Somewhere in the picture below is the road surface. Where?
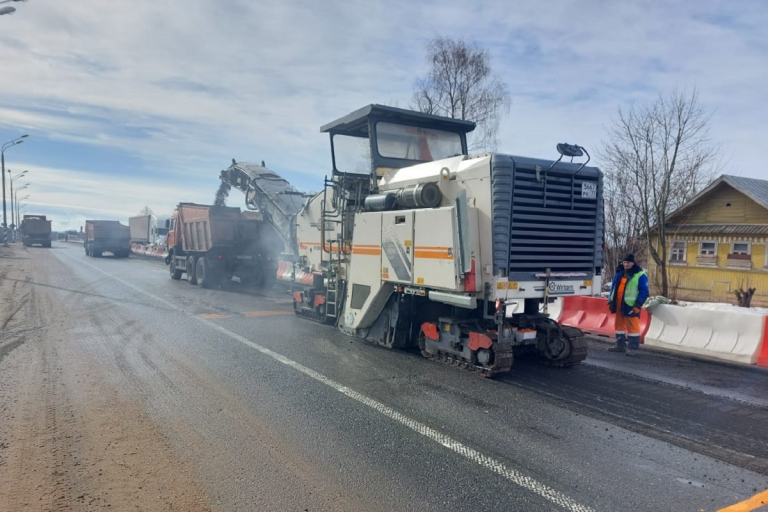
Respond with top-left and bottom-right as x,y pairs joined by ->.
1,242 -> 767,511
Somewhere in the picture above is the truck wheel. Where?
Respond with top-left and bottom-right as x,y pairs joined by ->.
196,257 -> 212,289
169,256 -> 183,280
258,268 -> 277,289
187,256 -> 197,285
220,272 -> 233,289
84,243 -> 89,255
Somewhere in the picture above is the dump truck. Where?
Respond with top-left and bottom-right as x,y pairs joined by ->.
286,104 -> 604,377
164,203 -> 283,289
84,220 -> 131,257
21,214 -> 52,247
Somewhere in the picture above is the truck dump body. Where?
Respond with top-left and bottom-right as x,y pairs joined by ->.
167,203 -> 284,289
177,204 -> 242,252
22,215 -> 52,247
85,220 -> 131,258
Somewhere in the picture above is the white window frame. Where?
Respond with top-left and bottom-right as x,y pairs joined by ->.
669,240 -> 687,264
699,241 -> 717,257
731,241 -> 751,255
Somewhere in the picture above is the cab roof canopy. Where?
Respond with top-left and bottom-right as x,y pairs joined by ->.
321,104 -> 477,177
320,104 -> 476,138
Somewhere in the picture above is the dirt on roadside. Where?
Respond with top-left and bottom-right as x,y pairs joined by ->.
0,243 -> 217,512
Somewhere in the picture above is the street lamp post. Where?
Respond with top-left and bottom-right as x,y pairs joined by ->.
9,169 -> 28,241
0,0 -> 26,16
16,194 -> 29,235
11,181 -> 29,241
2,135 -> 28,246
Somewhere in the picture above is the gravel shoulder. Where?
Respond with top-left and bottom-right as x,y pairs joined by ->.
0,243 -> 216,511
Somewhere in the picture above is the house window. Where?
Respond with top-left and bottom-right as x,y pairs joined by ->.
700,242 -> 716,256
670,240 -> 686,264
732,242 -> 750,255
696,241 -> 718,266
726,241 -> 752,269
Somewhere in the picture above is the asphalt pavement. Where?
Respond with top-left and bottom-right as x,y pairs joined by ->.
28,242 -> 768,511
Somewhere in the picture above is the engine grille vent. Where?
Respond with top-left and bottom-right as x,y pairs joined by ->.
491,155 -> 603,276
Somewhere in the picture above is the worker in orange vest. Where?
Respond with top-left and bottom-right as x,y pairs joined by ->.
607,253 -> 649,356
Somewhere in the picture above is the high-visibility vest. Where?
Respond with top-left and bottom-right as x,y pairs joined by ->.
611,270 -> 647,306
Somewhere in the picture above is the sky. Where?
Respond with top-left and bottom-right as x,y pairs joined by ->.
0,0 -> 766,231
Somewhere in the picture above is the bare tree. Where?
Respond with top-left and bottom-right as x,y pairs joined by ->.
601,88 -> 718,296
603,173 -> 646,275
412,36 -> 511,151
138,205 -> 154,216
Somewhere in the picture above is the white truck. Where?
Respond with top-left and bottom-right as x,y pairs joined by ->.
129,215 -> 161,246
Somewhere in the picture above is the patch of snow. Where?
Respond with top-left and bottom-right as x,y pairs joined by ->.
675,301 -> 768,316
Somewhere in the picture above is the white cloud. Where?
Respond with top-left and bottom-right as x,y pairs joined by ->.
5,161 -> 215,231
0,0 -> 764,238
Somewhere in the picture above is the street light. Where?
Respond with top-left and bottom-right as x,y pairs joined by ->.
9,169 -> 28,239
16,194 -> 29,229
11,181 -> 29,240
2,134 -> 28,246
0,0 -> 27,15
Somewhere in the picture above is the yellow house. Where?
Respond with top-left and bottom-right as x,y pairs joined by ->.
648,175 -> 768,306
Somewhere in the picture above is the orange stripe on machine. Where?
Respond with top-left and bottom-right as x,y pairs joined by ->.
352,244 -> 382,255
414,246 -> 454,260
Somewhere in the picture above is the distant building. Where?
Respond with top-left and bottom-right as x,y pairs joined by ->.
649,175 -> 768,306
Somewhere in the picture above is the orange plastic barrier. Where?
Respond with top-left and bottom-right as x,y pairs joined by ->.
558,296 -> 650,343
757,318 -> 768,368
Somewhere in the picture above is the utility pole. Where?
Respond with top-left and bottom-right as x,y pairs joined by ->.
1,135 -> 28,246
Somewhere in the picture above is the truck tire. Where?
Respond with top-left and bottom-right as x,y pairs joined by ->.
196,257 -> 212,289
187,256 -> 197,285
84,243 -> 89,255
258,267 -> 277,289
238,272 -> 253,286
169,256 -> 183,280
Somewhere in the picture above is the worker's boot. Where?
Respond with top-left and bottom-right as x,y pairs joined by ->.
625,334 -> 640,356
608,333 -> 627,353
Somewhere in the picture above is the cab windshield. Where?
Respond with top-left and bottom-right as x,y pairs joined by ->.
375,122 -> 462,162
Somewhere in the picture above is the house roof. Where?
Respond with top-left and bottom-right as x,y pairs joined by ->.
721,175 -> 768,210
666,174 -> 768,224
665,224 -> 768,236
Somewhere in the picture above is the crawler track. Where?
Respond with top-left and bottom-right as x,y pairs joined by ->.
419,337 -> 514,378
540,327 -> 588,367
294,306 -> 335,325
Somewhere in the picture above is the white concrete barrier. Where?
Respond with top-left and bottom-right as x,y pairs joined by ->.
645,304 -> 767,365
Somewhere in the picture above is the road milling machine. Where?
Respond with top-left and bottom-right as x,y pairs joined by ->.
224,105 -> 605,377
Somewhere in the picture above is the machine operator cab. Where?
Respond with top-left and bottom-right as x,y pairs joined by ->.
320,104 -> 476,184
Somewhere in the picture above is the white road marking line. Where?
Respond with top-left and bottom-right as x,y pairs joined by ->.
61,252 -> 595,512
